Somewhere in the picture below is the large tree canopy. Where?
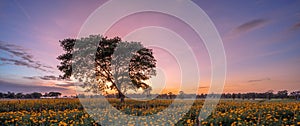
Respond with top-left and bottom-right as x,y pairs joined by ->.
57,35 -> 156,101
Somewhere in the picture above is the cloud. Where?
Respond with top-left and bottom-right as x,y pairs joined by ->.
23,75 -> 61,81
0,57 -> 45,71
290,21 -> 300,31
56,83 -> 75,87
23,76 -> 36,80
0,80 -> 69,93
225,19 -> 269,40
0,40 -> 54,72
198,86 -> 209,89
235,19 -> 269,33
23,75 -> 75,87
39,75 -> 59,80
248,78 -> 271,83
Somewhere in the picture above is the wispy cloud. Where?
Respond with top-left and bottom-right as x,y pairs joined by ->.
225,19 -> 269,40
248,78 -> 271,83
290,21 -> 300,31
198,86 -> 209,89
23,75 -> 75,87
0,40 -> 54,72
23,76 -> 36,80
0,80 -> 69,93
56,82 -> 75,87
23,75 -> 64,81
39,75 -> 59,80
235,19 -> 269,33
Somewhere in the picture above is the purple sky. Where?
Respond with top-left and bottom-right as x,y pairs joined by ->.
0,0 -> 300,95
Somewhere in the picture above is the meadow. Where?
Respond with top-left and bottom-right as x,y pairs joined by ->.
0,98 -> 299,126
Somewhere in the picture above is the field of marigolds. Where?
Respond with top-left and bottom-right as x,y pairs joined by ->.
0,98 -> 299,126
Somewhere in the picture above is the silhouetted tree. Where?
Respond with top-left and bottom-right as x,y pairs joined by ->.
197,93 -> 206,99
43,93 -> 48,97
16,93 -> 24,99
277,90 -> 288,99
48,92 -> 62,98
237,93 -> 241,99
291,91 -> 300,100
31,92 -> 42,99
24,94 -> 32,99
178,91 -> 185,99
266,90 -> 273,100
242,94 -> 245,100
232,93 -> 236,100
168,92 -> 174,99
57,35 -> 156,102
7,92 -> 15,99
250,93 -> 256,100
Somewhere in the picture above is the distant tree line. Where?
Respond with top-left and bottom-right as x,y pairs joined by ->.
0,92 -> 62,99
202,90 -> 299,100
192,90 -> 299,100
137,90 -> 300,100
77,90 -> 300,100
1,90 -> 299,100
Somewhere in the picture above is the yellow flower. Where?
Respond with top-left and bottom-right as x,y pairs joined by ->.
187,119 -> 191,124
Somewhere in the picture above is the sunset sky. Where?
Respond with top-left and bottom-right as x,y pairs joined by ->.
0,0 -> 300,95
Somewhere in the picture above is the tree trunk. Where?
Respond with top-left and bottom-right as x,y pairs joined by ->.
118,91 -> 125,103
110,80 -> 125,103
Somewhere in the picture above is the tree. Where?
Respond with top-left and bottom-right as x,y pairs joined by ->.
265,90 -> 273,100
7,92 -> 15,99
250,93 -> 256,100
291,91 -> 300,100
31,92 -> 42,99
168,92 -> 173,99
24,94 -> 32,99
57,35 -> 156,102
237,93 -> 241,99
43,93 -> 48,97
232,93 -> 236,100
277,90 -> 288,99
16,93 -> 24,99
241,94 -> 245,100
178,91 -> 185,99
48,92 -> 62,98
